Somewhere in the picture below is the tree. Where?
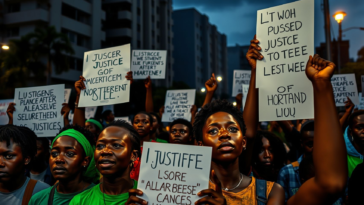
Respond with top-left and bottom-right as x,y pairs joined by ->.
28,26 -> 74,84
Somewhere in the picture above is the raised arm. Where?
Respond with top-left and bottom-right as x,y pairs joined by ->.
190,105 -> 197,125
145,76 -> 154,113
6,102 -> 15,125
202,73 -> 218,107
288,55 -> 347,205
61,103 -> 71,126
340,97 -> 354,131
235,93 -> 242,111
73,76 -> 86,127
243,35 -> 261,140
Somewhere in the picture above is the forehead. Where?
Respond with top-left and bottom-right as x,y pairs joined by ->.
353,114 -> 364,124
85,122 -> 94,126
262,137 -> 271,146
134,114 -> 149,120
53,136 -> 80,147
0,139 -> 22,153
99,126 -> 132,142
205,112 -> 239,126
171,123 -> 189,130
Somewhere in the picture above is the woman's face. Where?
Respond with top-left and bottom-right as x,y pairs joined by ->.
95,126 -> 137,177
85,122 -> 97,134
151,115 -> 159,133
50,136 -> 89,180
201,112 -> 246,162
257,137 -> 274,167
169,124 -> 191,144
133,114 -> 152,137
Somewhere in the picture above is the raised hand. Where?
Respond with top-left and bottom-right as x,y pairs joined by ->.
195,170 -> 226,205
61,103 -> 71,117
205,73 -> 218,92
305,54 -> 335,83
126,71 -> 134,84
75,76 -> 86,96
159,106 -> 165,117
144,76 -> 152,89
6,102 -> 15,125
235,93 -> 243,106
344,97 -> 355,113
125,189 -> 147,205
190,105 -> 197,115
246,35 -> 263,70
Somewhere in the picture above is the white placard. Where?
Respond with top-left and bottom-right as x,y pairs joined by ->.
132,50 -> 167,79
258,84 -> 313,121
13,85 -> 64,137
242,84 -> 249,110
79,44 -> 131,107
0,99 -> 13,125
137,142 -> 212,205
331,74 -> 359,106
85,107 -> 97,119
358,93 -> 364,110
68,111 -> 74,125
256,0 -> 315,121
161,89 -> 196,122
64,89 -> 71,103
361,75 -> 364,97
232,70 -> 251,97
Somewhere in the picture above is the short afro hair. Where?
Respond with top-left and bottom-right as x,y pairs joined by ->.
349,110 -> 364,128
193,100 -> 246,142
170,118 -> 194,139
0,125 -> 37,162
107,120 -> 141,157
132,111 -> 153,123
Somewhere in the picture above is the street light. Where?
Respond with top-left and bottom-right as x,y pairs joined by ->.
217,76 -> 222,82
333,11 -> 347,73
1,45 -> 9,50
233,102 -> 237,106
201,88 -> 206,93
333,11 -> 346,24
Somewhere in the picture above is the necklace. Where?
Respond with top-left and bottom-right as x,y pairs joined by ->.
210,173 -> 244,191
102,179 -> 135,205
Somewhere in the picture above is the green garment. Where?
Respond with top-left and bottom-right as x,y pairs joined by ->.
156,138 -> 168,143
347,154 -> 363,177
28,183 -> 95,205
69,180 -> 138,205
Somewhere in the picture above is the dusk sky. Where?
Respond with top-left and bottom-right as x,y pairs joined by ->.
174,0 -> 364,61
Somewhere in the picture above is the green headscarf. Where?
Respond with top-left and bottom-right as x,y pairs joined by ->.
52,129 -> 99,183
86,119 -> 103,131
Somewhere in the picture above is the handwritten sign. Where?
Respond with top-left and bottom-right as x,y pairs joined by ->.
331,74 -> 359,106
259,84 -> 313,121
137,142 -> 212,205
79,44 -> 131,107
64,89 -> 71,103
232,70 -> 251,97
132,50 -> 167,79
256,0 -> 314,121
0,99 -> 13,125
13,85 -> 64,137
162,89 -> 196,122
85,107 -> 97,120
241,84 -> 249,110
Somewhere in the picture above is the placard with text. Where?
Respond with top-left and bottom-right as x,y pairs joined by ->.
256,0 -> 314,121
162,89 -> 196,122
241,84 -> 249,111
232,70 -> 251,97
137,142 -> 212,205
85,107 -> 97,120
79,44 -> 131,107
0,99 -> 13,125
64,88 -> 71,103
331,74 -> 359,106
13,84 -> 64,137
132,50 -> 167,79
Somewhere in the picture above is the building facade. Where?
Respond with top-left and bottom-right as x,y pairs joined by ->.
0,0 -> 106,83
102,0 -> 174,87
172,8 -> 228,95
227,44 -> 250,97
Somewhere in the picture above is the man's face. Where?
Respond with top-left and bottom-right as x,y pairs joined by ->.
151,115 -> 159,133
0,140 -> 29,182
350,114 -> 364,148
169,124 -> 191,144
301,131 -> 314,154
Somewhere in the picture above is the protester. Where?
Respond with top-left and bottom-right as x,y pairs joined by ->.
149,112 -> 161,140
85,118 -> 104,142
132,111 -> 167,144
0,125 -> 49,204
29,125 -> 98,205
251,130 -> 287,182
348,162 -> 364,204
61,103 -> 71,127
168,118 -> 194,145
339,97 -> 355,131
69,121 -> 140,205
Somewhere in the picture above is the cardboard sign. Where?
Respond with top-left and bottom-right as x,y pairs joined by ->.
0,99 -> 13,125
79,44 -> 131,107
132,50 -> 167,79
64,89 -> 71,103
13,84 -> 64,137
241,84 -> 249,110
232,70 -> 251,97
85,107 -> 97,120
258,84 -> 313,121
162,89 -> 196,122
331,74 -> 359,106
256,0 -> 315,121
137,142 -> 212,205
